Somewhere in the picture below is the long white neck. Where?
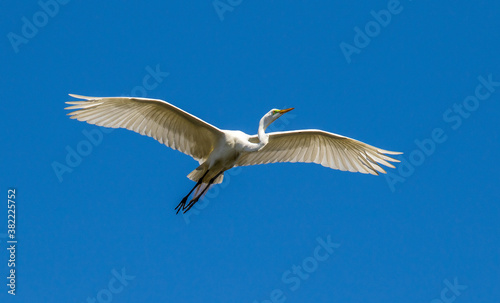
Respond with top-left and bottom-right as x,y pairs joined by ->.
243,115 -> 270,152
257,117 -> 269,146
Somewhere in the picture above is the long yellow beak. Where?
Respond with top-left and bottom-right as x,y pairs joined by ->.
278,108 -> 294,114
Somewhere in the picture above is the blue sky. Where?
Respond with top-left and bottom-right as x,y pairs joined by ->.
1,0 -> 499,302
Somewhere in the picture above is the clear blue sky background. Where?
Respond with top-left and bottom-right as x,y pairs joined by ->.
1,1 -> 499,302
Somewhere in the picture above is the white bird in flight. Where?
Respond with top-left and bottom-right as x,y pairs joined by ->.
66,94 -> 401,213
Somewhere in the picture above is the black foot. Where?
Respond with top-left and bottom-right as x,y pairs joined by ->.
176,170 -> 211,214
175,196 -> 189,214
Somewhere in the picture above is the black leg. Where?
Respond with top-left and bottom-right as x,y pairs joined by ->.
183,171 -> 223,213
175,170 -> 209,214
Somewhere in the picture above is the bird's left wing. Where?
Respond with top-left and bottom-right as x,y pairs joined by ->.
65,94 -> 223,162
235,130 -> 401,175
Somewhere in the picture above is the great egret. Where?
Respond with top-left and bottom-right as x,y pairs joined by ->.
66,94 -> 401,213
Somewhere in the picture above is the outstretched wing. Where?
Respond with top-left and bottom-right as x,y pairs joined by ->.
235,130 -> 401,175
65,94 -> 223,162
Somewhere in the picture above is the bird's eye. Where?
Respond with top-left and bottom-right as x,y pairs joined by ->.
272,110 -> 279,115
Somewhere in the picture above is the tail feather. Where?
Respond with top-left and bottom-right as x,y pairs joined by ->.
213,173 -> 224,184
187,166 -> 205,182
187,166 -> 224,184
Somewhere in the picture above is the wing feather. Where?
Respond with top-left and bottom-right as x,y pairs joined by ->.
235,130 -> 401,175
65,94 -> 222,161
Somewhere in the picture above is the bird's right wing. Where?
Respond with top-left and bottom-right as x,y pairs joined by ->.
235,130 -> 401,175
65,94 -> 223,162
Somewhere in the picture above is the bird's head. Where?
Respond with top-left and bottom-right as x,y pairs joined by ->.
261,107 -> 294,130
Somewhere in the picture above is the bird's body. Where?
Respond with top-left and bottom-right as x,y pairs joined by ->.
190,130 -> 248,183
66,94 -> 401,213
